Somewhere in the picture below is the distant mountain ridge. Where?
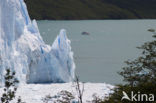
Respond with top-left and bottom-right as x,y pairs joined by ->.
25,0 -> 156,20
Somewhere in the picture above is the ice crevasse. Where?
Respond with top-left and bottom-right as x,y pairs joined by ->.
0,0 -> 75,84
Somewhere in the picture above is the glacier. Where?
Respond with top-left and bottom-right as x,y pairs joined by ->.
0,0 -> 75,84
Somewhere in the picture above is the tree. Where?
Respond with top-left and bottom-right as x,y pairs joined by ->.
100,31 -> 156,103
74,76 -> 84,103
119,31 -> 156,86
1,69 -> 24,103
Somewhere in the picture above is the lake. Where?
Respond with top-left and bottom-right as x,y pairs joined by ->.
37,20 -> 156,84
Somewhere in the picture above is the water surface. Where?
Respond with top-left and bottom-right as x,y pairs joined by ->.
37,20 -> 156,84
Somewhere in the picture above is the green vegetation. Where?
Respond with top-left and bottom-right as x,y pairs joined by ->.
99,31 -> 156,103
25,0 -> 156,20
99,83 -> 156,103
1,69 -> 24,103
42,90 -> 75,103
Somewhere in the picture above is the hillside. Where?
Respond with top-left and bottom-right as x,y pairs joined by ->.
25,0 -> 156,20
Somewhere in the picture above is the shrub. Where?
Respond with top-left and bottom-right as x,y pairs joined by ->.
42,90 -> 75,103
99,31 -> 156,103
0,69 -> 25,103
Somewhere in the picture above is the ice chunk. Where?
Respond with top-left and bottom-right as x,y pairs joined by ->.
0,0 -> 75,84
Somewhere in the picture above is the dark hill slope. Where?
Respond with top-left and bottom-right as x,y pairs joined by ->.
25,0 -> 156,20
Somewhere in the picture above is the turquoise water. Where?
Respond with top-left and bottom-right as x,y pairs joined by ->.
37,20 -> 156,84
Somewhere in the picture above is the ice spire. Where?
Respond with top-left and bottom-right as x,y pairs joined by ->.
0,0 -> 75,84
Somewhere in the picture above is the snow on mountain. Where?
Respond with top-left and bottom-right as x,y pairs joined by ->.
0,0 -> 75,84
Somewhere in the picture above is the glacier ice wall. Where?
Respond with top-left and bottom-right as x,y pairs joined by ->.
0,0 -> 75,84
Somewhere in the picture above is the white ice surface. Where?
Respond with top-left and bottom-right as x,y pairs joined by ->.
0,0 -> 75,84
0,83 -> 114,103
0,0 -> 114,103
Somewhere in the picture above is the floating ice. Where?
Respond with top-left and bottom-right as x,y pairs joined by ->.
0,0 -> 75,84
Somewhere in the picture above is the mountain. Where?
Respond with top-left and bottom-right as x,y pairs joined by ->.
25,0 -> 156,20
